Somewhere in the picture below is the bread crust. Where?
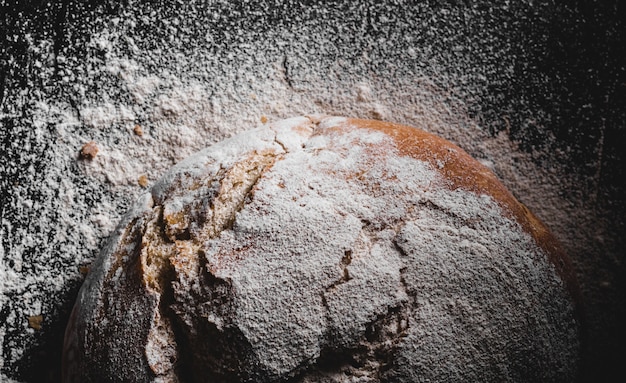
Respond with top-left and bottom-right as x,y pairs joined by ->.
63,116 -> 582,383
336,117 -> 581,308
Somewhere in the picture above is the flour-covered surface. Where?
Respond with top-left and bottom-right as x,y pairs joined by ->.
0,1 -> 624,382
65,117 -> 579,382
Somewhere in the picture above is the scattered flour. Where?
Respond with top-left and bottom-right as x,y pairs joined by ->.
1,1 -> 621,382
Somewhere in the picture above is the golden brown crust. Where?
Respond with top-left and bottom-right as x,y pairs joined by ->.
336,118 -> 581,309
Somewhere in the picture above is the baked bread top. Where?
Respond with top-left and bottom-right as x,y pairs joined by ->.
63,116 -> 581,383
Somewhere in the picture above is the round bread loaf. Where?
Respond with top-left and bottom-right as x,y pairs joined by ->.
63,116 -> 581,382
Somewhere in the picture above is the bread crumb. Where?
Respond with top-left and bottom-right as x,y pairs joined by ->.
138,175 -> 149,188
133,124 -> 144,136
79,141 -> 99,160
369,104 -> 387,120
27,315 -> 43,331
260,115 -> 268,124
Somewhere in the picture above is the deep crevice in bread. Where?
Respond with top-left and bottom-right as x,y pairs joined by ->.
138,151 -> 280,381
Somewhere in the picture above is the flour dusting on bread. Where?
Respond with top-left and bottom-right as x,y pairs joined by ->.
64,116 -> 580,382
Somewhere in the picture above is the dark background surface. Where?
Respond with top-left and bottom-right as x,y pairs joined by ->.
1,0 -> 625,381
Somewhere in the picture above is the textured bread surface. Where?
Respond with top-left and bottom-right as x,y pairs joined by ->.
63,116 -> 581,382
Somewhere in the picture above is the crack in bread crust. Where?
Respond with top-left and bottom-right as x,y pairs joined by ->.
139,151 -> 279,379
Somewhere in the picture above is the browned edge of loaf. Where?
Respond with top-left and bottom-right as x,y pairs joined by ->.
332,117 -> 583,316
